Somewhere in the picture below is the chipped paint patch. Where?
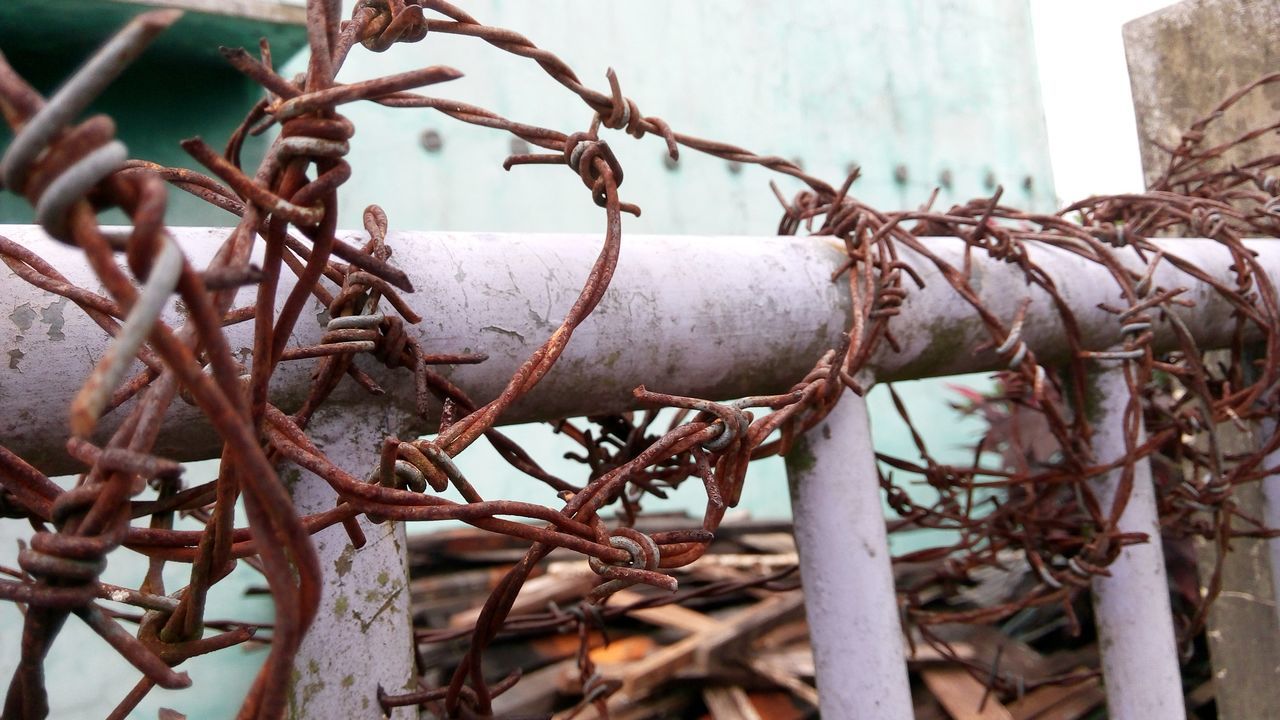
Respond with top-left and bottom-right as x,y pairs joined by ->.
39,298 -> 68,341
481,324 -> 525,342
333,545 -> 356,578
8,303 -> 35,332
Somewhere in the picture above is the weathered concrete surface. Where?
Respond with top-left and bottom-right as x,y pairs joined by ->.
1190,425 -> 1280,720
1123,0 -> 1280,187
1125,4 -> 1280,718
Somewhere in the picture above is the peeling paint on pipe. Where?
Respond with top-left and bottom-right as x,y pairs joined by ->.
285,404 -> 418,720
2,225 -> 1276,475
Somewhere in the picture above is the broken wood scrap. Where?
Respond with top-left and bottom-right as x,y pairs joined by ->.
921,665 -> 1015,720
701,685 -> 762,720
1005,671 -> 1104,720
406,515 -> 1114,719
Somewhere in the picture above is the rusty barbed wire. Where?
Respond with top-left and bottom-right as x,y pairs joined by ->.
0,1 -> 1277,717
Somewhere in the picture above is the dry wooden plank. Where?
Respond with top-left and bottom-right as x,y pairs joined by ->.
751,647 -> 814,678
734,532 -> 797,555
590,635 -> 657,666
492,658 -> 575,718
611,622 -> 712,698
914,692 -> 953,720
929,625 -> 1047,678
554,686 -> 695,720
573,592 -> 805,719
409,566 -> 506,601
1006,675 -> 1104,720
921,666 -> 1014,720
702,686 -> 764,720
748,655 -> 820,708
448,567 -> 595,628
682,553 -> 800,571
619,593 -> 801,699
753,619 -> 809,651
608,589 -> 724,635
907,641 -> 978,665
744,691 -> 807,720
696,593 -> 806,665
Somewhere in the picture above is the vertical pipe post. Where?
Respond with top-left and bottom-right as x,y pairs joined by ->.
1087,365 -> 1185,720
285,404 -> 419,719
785,387 -> 914,719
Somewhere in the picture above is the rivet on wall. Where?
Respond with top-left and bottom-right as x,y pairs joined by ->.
1022,174 -> 1034,192
420,129 -> 443,153
893,163 -> 909,185
939,168 -> 953,190
983,169 -> 997,190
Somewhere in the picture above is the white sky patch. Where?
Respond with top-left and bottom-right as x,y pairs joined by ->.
1029,0 -> 1180,206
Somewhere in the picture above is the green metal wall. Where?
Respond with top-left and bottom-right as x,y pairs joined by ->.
0,0 -> 307,225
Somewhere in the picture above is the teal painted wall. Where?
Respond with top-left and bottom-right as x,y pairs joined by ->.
294,0 -> 1053,536
328,0 -> 1056,236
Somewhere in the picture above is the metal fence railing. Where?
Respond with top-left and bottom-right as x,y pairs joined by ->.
5,226 -> 1278,718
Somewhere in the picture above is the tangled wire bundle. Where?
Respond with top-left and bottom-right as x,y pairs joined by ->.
0,1 -> 1278,717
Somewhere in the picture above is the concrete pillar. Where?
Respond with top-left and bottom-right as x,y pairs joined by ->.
1124,5 -> 1280,716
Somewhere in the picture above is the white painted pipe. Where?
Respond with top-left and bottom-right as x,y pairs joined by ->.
785,385 -> 913,719
1087,364 -> 1185,720
3,225 -> 1276,475
285,403 -> 419,720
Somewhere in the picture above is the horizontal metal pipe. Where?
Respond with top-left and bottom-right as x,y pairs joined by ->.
1,225 -> 1274,473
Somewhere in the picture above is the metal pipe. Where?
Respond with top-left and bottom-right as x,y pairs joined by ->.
1086,364 -> 1185,720
785,385 -> 913,719
3,225 -> 1276,475
285,404 -> 418,720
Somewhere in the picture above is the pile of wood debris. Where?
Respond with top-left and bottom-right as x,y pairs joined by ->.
407,513 -> 1122,720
